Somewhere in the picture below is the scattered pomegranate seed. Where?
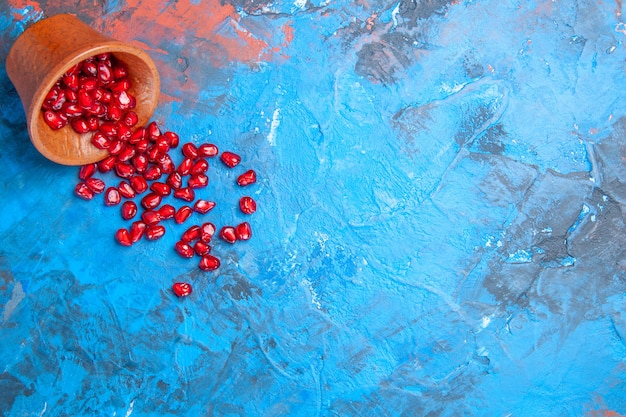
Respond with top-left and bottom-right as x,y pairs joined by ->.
104,187 -> 121,206
173,187 -> 195,202
198,143 -> 218,157
236,222 -> 252,240
220,151 -> 241,168
78,163 -> 97,180
174,206 -> 193,224
117,181 -> 136,199
200,222 -> 216,243
194,199 -> 215,214
121,201 -> 138,220
147,121 -> 161,139
74,182 -> 95,200
194,241 -> 211,256
175,241 -> 195,258
166,172 -> 183,189
98,155 -> 116,172
143,165 -> 162,181
150,182 -> 171,196
129,176 -> 149,194
177,157 -> 193,176
199,255 -> 220,271
181,225 -> 201,242
115,228 -> 132,246
164,131 -> 179,148
158,204 -> 176,220
141,210 -> 161,225
85,177 -> 105,193
145,225 -> 166,240
182,143 -> 199,159
220,226 -> 237,243
239,196 -> 256,214
188,174 -> 208,189
237,169 -> 257,186
129,221 -> 146,242
190,159 -> 209,175
172,282 -> 192,297
114,161 -> 135,179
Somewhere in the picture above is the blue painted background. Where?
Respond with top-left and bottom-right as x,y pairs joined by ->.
1,0 -> 626,416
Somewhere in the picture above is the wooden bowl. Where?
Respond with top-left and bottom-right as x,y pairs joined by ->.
6,14 -> 161,166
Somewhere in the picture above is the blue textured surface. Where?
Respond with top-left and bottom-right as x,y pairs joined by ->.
2,1 -> 626,416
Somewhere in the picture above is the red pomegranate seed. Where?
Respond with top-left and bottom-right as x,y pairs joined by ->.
117,123 -> 132,141
190,159 -> 209,175
198,143 -> 218,157
158,204 -> 176,220
117,181 -> 136,198
43,110 -> 68,130
123,111 -> 138,127
96,52 -> 111,61
104,187 -> 121,206
114,162 -> 135,179
199,255 -> 220,271
91,132 -> 110,149
62,102 -> 83,118
157,154 -> 176,174
70,118 -> 90,133
135,139 -> 150,153
174,187 -> 195,202
147,121 -> 162,140
49,89 -> 66,110
220,226 -> 237,243
237,169 -> 257,186
239,196 -> 256,214
111,78 -> 131,92
155,137 -> 170,154
141,193 -> 162,210
121,201 -> 138,220
175,241 -> 195,258
150,182 -> 171,196
77,88 -> 94,109
177,157 -> 193,176
81,77 -> 98,91
117,145 -> 136,162
115,228 -> 132,246
74,182 -> 95,200
115,91 -> 136,110
132,154 -> 149,173
143,165 -> 162,181
181,143 -> 199,159
129,221 -> 146,242
98,155 -> 116,172
147,144 -> 161,162
141,210 -> 161,225
220,151 -> 241,168
87,102 -> 106,117
82,60 -> 98,77
166,172 -> 183,189
97,61 -> 113,84
236,222 -> 252,240
130,176 -> 149,194
194,199 -> 215,214
78,163 -> 97,180
172,282 -> 192,297
174,206 -> 193,224
87,116 -> 99,131
106,104 -> 123,121
108,140 -> 124,155
63,72 -> 79,90
112,60 -> 129,79
164,131 -> 179,148
188,174 -> 208,189
181,225 -> 201,242
194,241 -> 210,256
200,222 -> 216,243
85,177 -> 105,193
130,127 -> 147,144
145,225 -> 166,240
99,122 -> 118,137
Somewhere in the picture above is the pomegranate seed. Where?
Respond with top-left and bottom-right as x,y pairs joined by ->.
190,159 -> 209,175
194,199 -> 215,214
87,116 -> 99,131
98,155 -> 116,172
117,181 -> 136,198
130,176 -> 149,194
108,140 -> 124,155
129,221 -> 146,242
220,226 -> 237,243
79,163 -> 97,180
141,193 -> 162,210
82,60 -> 98,77
135,139 -> 150,153
114,162 -> 135,179
236,222 -> 252,240
200,222 -> 216,243
141,210 -> 161,225
199,255 -> 220,271
70,118 -> 90,133
194,241 -> 210,256
150,182 -> 171,196
78,88 -> 94,109
239,196 -> 256,214
143,165 -> 162,181
62,102 -> 83,118
182,143 -> 199,159
166,172 -> 183,189
91,132 -> 110,149
175,241 -> 195,258
80,77 -> 98,91
158,204 -> 176,220
111,78 -> 131,92
173,187 -> 195,202
117,145 -> 136,162
87,102 -> 106,117
96,52 -> 111,61
63,72 -> 79,90
117,123 -> 132,141
104,187 -> 121,206
188,174 -> 208,189
123,111 -> 138,127
237,169 -> 257,186
43,110 -> 68,129
198,143 -> 218,157
106,104 -> 123,121
49,90 -> 66,110
115,228 -> 132,246
181,225 -> 201,242
155,137 -> 170,154
97,61 -> 113,84
147,121 -> 162,140
145,225 -> 166,240
132,154 -> 149,173
112,60 -> 129,79
99,122 -> 118,137
220,151 -> 241,168
172,282 -> 192,297
130,127 -> 147,144
147,145 -> 161,162
74,182 -> 95,200
177,157 -> 193,176
164,131 -> 179,148
85,177 -> 105,193
174,206 -> 193,224
115,91 -> 136,109
121,201 -> 138,220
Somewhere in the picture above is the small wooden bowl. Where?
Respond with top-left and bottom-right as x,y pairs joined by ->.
6,14 -> 161,166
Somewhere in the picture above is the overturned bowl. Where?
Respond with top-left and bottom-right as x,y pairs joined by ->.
6,14 -> 160,166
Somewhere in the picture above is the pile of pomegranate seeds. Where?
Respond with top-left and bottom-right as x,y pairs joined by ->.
43,53 -> 259,299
